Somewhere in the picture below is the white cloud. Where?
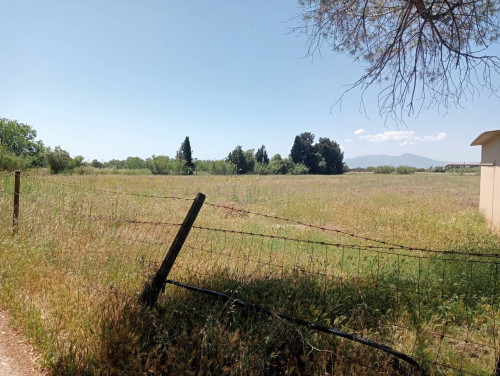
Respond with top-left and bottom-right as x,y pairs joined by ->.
358,130 -> 447,144
354,128 -> 365,135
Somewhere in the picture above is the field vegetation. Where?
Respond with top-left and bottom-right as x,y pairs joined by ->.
0,172 -> 499,375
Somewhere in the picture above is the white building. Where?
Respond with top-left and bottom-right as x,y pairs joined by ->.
471,130 -> 500,233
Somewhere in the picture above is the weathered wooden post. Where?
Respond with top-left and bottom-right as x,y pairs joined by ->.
12,170 -> 21,235
140,192 -> 205,308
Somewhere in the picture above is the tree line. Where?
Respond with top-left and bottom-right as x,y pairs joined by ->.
0,118 -> 345,175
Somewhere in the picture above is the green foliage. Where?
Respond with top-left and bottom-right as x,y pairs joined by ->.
46,146 -> 72,174
290,132 -> 344,174
0,118 -> 40,156
69,155 -> 85,170
244,149 -> 256,173
396,165 -> 416,175
373,165 -> 396,174
268,155 -> 293,174
290,132 -> 315,168
124,156 -> 146,170
0,118 -> 45,170
0,146 -> 27,171
254,162 -> 271,175
227,146 -> 253,174
176,137 -> 194,175
255,145 -> 269,165
315,137 -> 344,174
196,160 -> 236,175
289,163 -> 309,175
106,159 -> 126,169
149,155 -> 170,174
90,159 -> 104,168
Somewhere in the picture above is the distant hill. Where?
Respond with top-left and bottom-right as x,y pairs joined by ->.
344,153 -> 450,169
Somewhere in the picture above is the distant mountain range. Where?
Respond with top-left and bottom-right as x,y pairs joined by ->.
344,153 -> 451,169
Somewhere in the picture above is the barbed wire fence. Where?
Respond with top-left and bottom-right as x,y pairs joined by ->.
0,171 -> 499,375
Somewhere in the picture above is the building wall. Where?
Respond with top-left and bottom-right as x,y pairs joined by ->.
481,136 -> 500,165
480,165 -> 500,233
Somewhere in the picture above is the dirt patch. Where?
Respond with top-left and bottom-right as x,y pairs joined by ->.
0,309 -> 45,376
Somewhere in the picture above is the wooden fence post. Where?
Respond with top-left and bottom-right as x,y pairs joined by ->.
140,192 -> 206,308
12,170 -> 21,235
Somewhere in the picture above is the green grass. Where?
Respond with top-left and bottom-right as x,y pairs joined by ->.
0,173 -> 499,375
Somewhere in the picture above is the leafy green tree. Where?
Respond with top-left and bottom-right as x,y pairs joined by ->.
244,149 -> 256,174
315,137 -> 344,174
69,155 -> 85,170
150,155 -> 170,175
0,118 -> 39,155
106,159 -> 126,169
91,159 -> 103,168
124,156 -> 146,170
46,146 -> 71,174
290,132 -> 320,172
290,135 -> 306,165
177,137 -> 194,174
290,133 -> 344,174
227,146 -> 249,174
255,145 -> 269,165
0,118 -> 45,168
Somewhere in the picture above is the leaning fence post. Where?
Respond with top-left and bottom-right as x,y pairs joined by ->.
140,192 -> 206,308
12,170 -> 21,235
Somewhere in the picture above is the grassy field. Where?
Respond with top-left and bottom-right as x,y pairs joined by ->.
0,172 -> 499,375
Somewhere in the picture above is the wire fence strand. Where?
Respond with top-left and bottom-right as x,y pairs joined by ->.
0,173 -> 498,374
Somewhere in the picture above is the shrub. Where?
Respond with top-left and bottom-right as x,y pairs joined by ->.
396,165 -> 416,174
373,165 -> 395,174
289,163 -> 310,175
46,146 -> 71,174
0,146 -> 26,171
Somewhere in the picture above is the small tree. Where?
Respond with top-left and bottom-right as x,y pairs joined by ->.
256,145 -> 269,165
0,118 -> 39,156
150,155 -> 170,175
227,146 -> 249,174
244,149 -> 256,173
91,159 -> 103,168
315,137 -> 344,174
290,133 -> 344,174
46,146 -> 71,174
177,137 -> 194,174
69,155 -> 85,170
124,157 -> 146,170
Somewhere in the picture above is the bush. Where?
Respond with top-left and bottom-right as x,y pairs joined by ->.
268,157 -> 293,175
373,165 -> 395,174
0,146 -> 26,171
289,163 -> 310,175
46,146 -> 71,174
196,160 -> 236,175
396,165 -> 416,174
254,162 -> 272,175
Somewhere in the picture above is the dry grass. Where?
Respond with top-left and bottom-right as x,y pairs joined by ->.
0,172 -> 499,375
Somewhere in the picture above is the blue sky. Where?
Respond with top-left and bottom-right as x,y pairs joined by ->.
1,0 -> 499,163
